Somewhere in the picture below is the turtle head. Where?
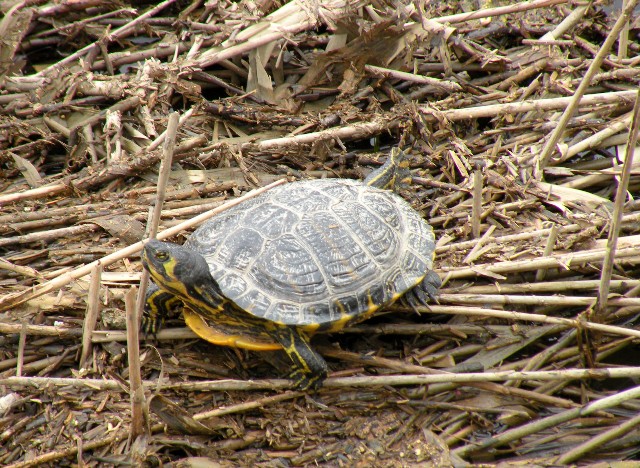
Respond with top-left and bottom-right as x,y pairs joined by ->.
142,239 -> 220,303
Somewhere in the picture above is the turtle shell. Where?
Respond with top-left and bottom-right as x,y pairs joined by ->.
185,179 -> 436,330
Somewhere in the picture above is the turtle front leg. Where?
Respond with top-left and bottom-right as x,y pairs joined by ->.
142,283 -> 183,335
270,325 -> 328,390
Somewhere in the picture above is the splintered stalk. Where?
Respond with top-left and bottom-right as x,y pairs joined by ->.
597,90 -> 640,316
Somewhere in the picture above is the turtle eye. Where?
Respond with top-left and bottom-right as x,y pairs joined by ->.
155,251 -> 169,262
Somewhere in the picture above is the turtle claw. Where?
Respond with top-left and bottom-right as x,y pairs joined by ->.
142,283 -> 184,337
421,271 -> 442,301
403,271 -> 441,311
141,311 -> 163,337
403,291 -> 422,313
411,285 -> 431,306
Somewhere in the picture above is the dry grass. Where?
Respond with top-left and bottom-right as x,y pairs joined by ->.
2,0 -> 640,466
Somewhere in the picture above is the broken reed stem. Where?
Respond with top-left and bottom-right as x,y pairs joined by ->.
436,223 -> 587,254
435,0 -> 568,24
0,179 -> 287,312
0,224 -> 99,248
0,322 -> 83,337
0,183 -> 69,206
535,224 -> 558,282
597,90 -> 640,316
450,279 -> 640,294
540,3 -> 590,40
434,90 -> 636,122
364,64 -> 462,92
426,304 -> 640,340
125,287 -> 146,440
90,323 -> 512,343
617,0 -> 630,59
3,431 -> 123,468
147,391 -> 306,434
471,163 -> 482,238
134,111 -> 180,322
128,111 -> 180,445
438,293 -> 640,307
16,324 -> 26,377
193,0 -> 349,69
557,411 -> 640,464
441,245 -> 640,280
537,0 -> 640,169
0,320 -> 515,342
256,118 -> 398,150
463,225 -> 495,264
453,383 -> 640,458
3,366 -> 640,391
79,263 -> 102,370
558,111 -> 633,167
194,391 -> 304,421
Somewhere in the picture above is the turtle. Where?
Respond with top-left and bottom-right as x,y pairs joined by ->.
141,148 -> 440,390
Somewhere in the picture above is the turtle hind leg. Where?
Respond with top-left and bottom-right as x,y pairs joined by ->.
269,325 -> 328,390
419,270 -> 441,302
404,271 -> 442,308
364,147 -> 411,190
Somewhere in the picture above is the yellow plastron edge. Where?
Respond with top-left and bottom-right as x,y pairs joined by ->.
182,308 -> 282,351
